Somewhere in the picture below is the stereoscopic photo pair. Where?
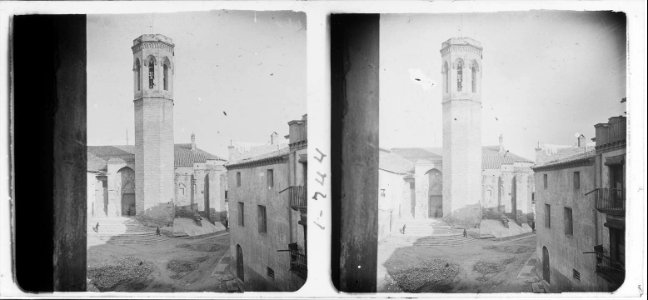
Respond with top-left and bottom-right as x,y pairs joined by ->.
10,9 -> 628,294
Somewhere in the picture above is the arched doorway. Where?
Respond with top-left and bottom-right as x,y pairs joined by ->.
427,169 -> 443,218
542,246 -> 550,283
236,244 -> 244,281
204,174 -> 210,220
118,167 -> 136,216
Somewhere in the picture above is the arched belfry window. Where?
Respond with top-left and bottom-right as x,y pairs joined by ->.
134,59 -> 141,91
471,61 -> 479,93
456,59 -> 464,92
442,62 -> 449,93
147,57 -> 156,89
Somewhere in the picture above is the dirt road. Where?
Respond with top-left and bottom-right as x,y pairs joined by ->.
87,232 -> 235,292
379,234 -> 539,293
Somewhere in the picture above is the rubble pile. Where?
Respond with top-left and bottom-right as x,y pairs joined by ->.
88,256 -> 154,291
389,259 -> 460,292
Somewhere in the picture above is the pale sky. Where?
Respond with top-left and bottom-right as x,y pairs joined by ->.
380,11 -> 626,159
87,11 -> 306,158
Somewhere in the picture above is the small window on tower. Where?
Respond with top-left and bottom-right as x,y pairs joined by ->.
163,64 -> 169,91
471,63 -> 478,93
135,59 -> 141,91
443,62 -> 449,93
456,59 -> 464,92
148,59 -> 155,89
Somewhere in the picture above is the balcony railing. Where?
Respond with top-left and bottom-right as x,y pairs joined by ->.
288,243 -> 307,279
591,188 -> 625,216
289,186 -> 307,213
594,246 -> 625,286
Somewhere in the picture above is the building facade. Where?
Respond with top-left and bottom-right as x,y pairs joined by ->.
86,139 -> 228,226
226,115 -> 307,291
378,141 -> 534,238
378,149 -> 415,240
534,115 -> 625,292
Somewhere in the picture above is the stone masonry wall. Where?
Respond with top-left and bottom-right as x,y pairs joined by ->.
228,159 -> 304,291
534,163 -> 602,291
134,98 -> 175,224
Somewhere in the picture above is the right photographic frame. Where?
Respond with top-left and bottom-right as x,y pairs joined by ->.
331,11 -> 627,293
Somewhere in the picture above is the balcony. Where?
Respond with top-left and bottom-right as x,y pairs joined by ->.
592,188 -> 625,216
289,186 -> 307,213
594,246 -> 625,287
288,243 -> 307,279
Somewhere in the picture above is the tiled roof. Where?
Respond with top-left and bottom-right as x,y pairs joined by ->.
225,146 -> 290,168
230,142 -> 288,162
379,149 -> 415,174
174,143 -> 225,167
534,150 -> 596,170
390,147 -> 443,163
481,146 -> 533,169
535,144 -> 596,164
87,145 -> 136,162
87,144 -> 225,170
390,146 -> 533,170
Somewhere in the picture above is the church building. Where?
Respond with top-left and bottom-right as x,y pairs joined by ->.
87,34 -> 227,229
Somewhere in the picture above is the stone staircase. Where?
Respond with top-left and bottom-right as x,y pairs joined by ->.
88,217 -> 170,246
389,218 -> 478,247
401,219 -> 464,237
412,235 -> 477,247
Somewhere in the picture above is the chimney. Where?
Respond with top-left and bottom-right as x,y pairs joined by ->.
498,134 -> 504,154
191,133 -> 196,151
228,140 -> 239,161
270,131 -> 279,145
577,134 -> 586,148
288,115 -> 307,145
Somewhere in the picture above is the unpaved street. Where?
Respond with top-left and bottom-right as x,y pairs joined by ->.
378,234 -> 539,293
87,232 -> 236,292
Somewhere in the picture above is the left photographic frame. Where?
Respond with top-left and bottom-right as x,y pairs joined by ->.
12,11 -> 307,293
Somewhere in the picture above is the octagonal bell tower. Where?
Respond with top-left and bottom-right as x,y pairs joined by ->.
440,37 -> 483,226
132,34 -> 175,223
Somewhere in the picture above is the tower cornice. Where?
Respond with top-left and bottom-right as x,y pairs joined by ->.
132,34 -> 175,54
440,44 -> 483,57
441,98 -> 480,104
131,41 -> 175,54
133,97 -> 174,102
